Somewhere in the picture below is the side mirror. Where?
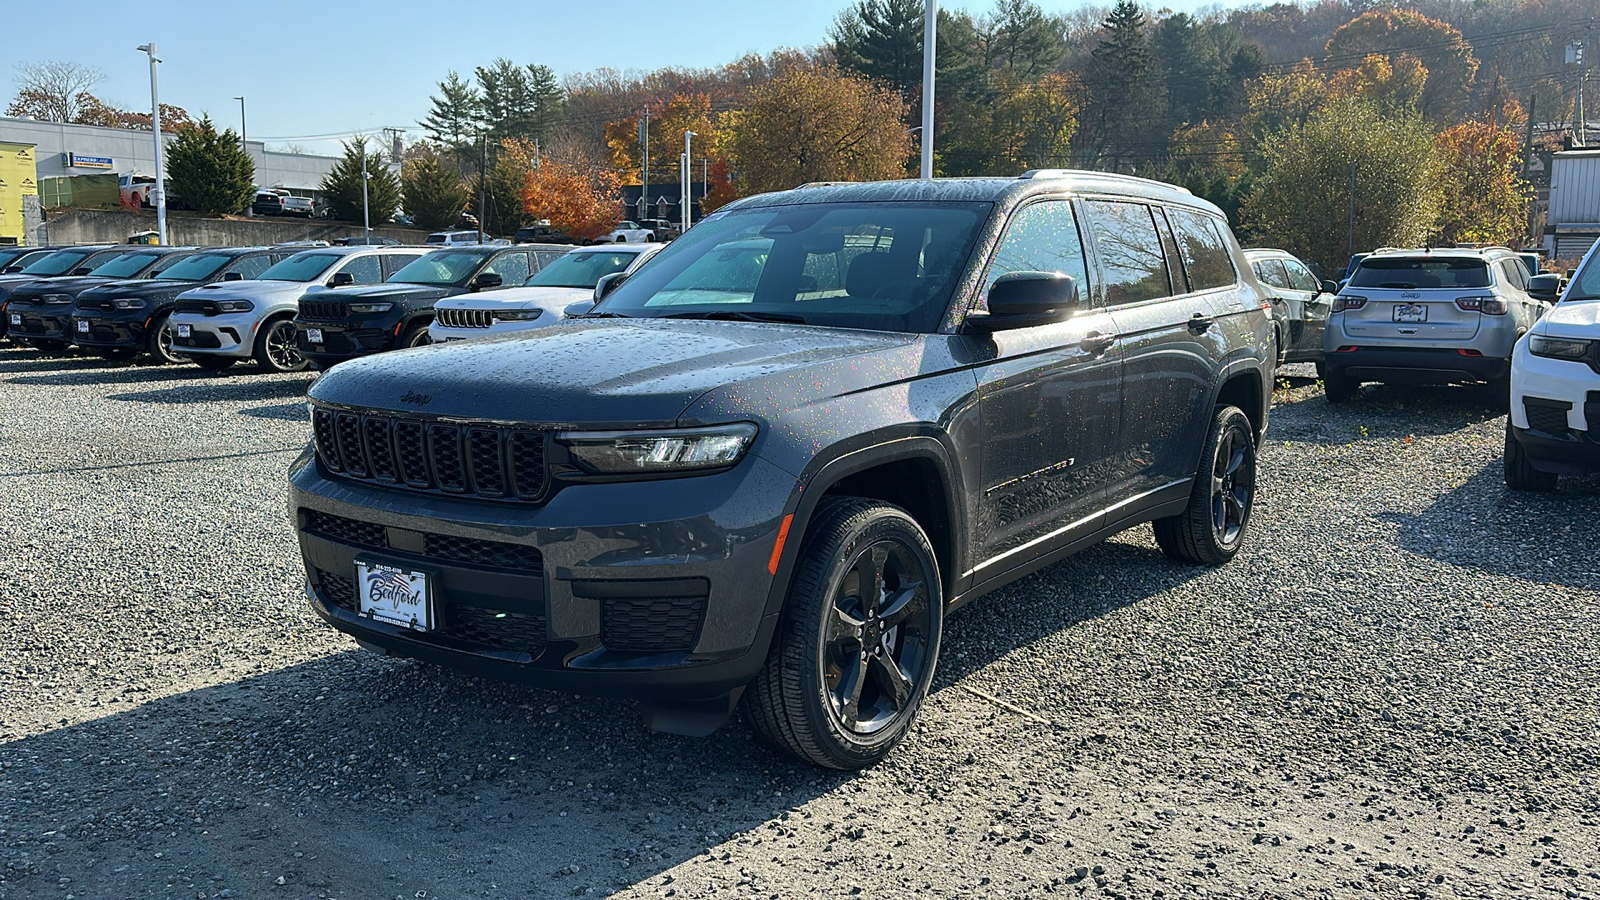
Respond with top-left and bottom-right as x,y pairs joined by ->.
594,271 -> 626,302
223,271 -> 243,282
1528,273 -> 1562,301
563,300 -> 597,318
966,272 -> 1080,331
72,267 -> 93,276
1320,280 -> 1339,294
329,271 -> 355,287
472,272 -> 503,290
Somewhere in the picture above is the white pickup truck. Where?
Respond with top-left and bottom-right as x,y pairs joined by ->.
603,220 -> 657,243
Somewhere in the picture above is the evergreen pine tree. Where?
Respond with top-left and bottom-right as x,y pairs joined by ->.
420,71 -> 483,151
319,138 -> 402,224
829,0 -> 925,98
1081,0 -> 1167,170
165,114 -> 254,216
402,148 -> 469,230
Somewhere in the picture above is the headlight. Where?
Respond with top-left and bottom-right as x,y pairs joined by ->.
348,302 -> 393,314
215,299 -> 255,313
558,423 -> 758,474
1529,335 -> 1591,360
110,297 -> 146,310
496,309 -> 543,322
42,293 -> 71,305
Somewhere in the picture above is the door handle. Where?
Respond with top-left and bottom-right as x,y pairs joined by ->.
1188,313 -> 1215,334
1080,332 -> 1116,355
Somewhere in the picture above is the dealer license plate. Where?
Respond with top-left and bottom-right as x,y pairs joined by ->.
76,319 -> 89,333
8,313 -> 18,325
306,327 -> 324,344
356,560 -> 433,631
176,323 -> 192,338
1392,304 -> 1427,323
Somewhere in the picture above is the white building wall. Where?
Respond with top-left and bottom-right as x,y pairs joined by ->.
0,116 -> 337,193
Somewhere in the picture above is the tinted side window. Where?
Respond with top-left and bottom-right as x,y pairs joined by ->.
1498,259 -> 1527,291
338,255 -> 383,285
380,252 -> 424,279
530,250 -> 565,273
1168,208 -> 1237,291
226,255 -> 271,280
983,200 -> 1091,303
483,251 -> 529,285
1254,259 -> 1291,289
1283,258 -> 1320,292
1083,200 -> 1169,306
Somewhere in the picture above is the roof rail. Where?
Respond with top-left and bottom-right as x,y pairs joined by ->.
1019,168 -> 1193,195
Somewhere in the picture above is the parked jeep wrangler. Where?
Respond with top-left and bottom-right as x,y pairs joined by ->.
290,171 -> 1274,769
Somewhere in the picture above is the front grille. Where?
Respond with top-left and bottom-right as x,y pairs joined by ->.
173,330 -> 222,349
299,509 -> 544,574
1524,400 -> 1572,437
315,568 -> 356,610
297,329 -> 358,354
601,595 -> 706,653
299,299 -> 346,321
436,307 -> 495,329
174,297 -> 219,316
312,406 -> 549,502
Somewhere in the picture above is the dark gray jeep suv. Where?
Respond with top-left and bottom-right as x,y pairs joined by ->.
291,171 -> 1274,768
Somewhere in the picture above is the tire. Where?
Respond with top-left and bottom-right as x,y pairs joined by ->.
1320,364 -> 1358,403
1503,424 -> 1557,492
1153,405 -> 1257,566
145,312 -> 185,365
254,317 -> 308,373
743,497 -> 944,770
615,236 -> 626,243
400,321 -> 433,349
191,355 -> 235,372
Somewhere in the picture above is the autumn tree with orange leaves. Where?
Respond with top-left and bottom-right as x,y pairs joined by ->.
520,157 -> 623,242
1433,121 -> 1530,247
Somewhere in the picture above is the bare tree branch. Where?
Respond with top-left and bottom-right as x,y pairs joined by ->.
10,60 -> 105,122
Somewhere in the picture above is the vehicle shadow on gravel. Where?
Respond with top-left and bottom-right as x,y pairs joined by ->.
107,378 -> 313,405
1379,463 -> 1600,590
0,652 -> 855,898
6,365 -> 221,387
1271,382 -> 1505,443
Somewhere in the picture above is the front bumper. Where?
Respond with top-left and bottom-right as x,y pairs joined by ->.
1510,339 -> 1600,432
8,305 -> 72,342
1322,346 -> 1509,385
289,448 -> 796,700
168,310 -> 263,359
296,321 -> 398,364
72,309 -> 156,349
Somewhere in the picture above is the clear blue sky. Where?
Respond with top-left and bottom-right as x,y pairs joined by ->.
5,0 -> 1259,156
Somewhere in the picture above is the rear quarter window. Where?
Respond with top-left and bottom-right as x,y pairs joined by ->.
1168,208 -> 1237,291
1083,200 -> 1170,305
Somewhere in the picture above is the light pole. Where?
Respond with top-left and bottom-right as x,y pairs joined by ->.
137,43 -> 167,244
233,96 -> 246,152
361,143 -> 371,243
681,130 -> 696,233
920,0 -> 937,179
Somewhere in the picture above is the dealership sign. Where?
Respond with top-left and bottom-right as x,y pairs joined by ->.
61,153 -> 113,169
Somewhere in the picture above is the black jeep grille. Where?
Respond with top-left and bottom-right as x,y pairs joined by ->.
312,407 -> 549,501
300,509 -> 544,575
299,299 -> 346,321
601,595 -> 706,653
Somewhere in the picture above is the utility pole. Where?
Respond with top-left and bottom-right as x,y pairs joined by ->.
235,95 -> 248,215
920,0 -> 937,180
1346,158 -> 1357,264
477,134 -> 487,243
681,131 -> 696,233
137,43 -> 167,244
1523,92 -> 1537,176
640,109 -> 649,223
361,144 -> 371,244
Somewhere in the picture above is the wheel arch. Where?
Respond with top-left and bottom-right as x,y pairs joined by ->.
1210,362 -> 1268,444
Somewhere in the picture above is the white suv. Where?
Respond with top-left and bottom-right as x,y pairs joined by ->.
1505,246 -> 1600,490
169,245 -> 424,373
430,243 -> 664,342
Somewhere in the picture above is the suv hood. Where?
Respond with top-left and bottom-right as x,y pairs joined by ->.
438,285 -> 590,310
1536,300 -> 1600,338
9,276 -> 119,301
79,277 -> 204,303
310,318 -> 921,427
179,279 -> 311,301
329,283 -> 460,303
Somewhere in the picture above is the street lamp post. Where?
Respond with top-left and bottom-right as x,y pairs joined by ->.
681,130 -> 696,233
920,0 -> 937,180
233,96 -> 246,151
361,146 -> 371,243
136,43 -> 167,244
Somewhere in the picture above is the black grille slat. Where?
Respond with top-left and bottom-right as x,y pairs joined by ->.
1524,402 -> 1571,437
311,406 -> 548,502
440,606 -> 546,652
173,331 -> 222,348
429,424 -> 467,492
304,511 -> 389,549
300,299 -> 345,320
363,417 -> 398,481
424,533 -> 543,572
601,596 -> 706,653
315,568 -> 356,610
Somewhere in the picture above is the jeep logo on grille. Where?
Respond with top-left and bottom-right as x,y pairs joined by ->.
399,390 -> 432,406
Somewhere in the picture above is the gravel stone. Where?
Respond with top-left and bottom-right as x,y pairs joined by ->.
1,351 -> 1597,898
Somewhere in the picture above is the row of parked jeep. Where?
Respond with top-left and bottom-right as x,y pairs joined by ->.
0,239 -> 663,373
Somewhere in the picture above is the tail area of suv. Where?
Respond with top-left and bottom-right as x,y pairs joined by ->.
289,171 -> 1274,769
1322,247 -> 1551,403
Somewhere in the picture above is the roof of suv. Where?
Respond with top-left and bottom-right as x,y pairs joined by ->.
719,171 -> 1220,218
1362,246 -> 1516,262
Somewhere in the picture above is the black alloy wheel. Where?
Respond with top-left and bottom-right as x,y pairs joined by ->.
744,497 -> 943,769
1154,405 -> 1257,565
402,321 -> 433,348
255,318 -> 307,372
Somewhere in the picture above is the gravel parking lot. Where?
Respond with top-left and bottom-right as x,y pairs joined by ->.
2,344 -> 1597,900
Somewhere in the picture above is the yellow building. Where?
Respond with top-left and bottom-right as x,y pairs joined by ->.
0,142 -> 39,244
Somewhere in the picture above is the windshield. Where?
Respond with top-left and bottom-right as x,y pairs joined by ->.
594,201 -> 989,332
524,250 -> 639,288
90,252 -> 166,278
1566,252 -> 1600,301
0,247 -> 39,269
261,252 -> 341,282
21,248 -> 98,276
154,252 -> 232,281
388,250 -> 489,285
1348,257 -> 1490,289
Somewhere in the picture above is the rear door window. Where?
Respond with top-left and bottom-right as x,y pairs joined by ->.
226,255 -> 272,280
483,251 -> 530,285
1497,259 -> 1527,291
1283,259 -> 1320,292
982,200 -> 1091,304
1083,200 -> 1169,305
1167,208 -> 1237,291
337,254 -> 383,285
1253,259 -> 1291,289
379,252 -> 423,279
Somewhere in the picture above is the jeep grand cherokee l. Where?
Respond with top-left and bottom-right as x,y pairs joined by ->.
291,171 -> 1274,769
70,246 -> 295,364
292,244 -> 569,368
8,246 -> 196,351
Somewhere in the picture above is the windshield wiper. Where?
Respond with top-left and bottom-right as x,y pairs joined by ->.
661,310 -> 807,324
